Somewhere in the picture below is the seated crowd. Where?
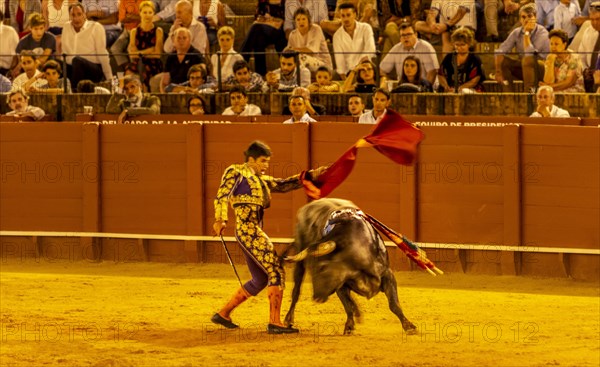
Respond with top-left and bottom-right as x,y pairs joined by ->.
1,0 -> 599,121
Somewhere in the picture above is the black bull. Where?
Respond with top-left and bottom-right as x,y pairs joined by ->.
283,198 -> 417,335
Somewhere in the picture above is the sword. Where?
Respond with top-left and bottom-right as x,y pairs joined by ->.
219,234 -> 243,287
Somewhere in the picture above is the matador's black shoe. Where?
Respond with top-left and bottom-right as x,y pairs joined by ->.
211,313 -> 239,329
267,324 -> 299,334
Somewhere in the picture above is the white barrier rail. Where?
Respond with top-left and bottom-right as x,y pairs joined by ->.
1,230 -> 598,255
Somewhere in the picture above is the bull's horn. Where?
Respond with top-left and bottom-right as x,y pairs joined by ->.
313,241 -> 336,257
285,249 -> 308,262
284,241 -> 336,262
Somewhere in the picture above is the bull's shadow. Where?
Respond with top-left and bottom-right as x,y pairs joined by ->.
283,198 -> 418,335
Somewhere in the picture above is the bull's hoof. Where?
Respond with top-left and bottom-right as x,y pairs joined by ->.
211,313 -> 239,329
343,326 -> 355,335
402,321 -> 417,335
267,324 -> 299,334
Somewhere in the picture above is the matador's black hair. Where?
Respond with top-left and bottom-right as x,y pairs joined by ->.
244,141 -> 272,161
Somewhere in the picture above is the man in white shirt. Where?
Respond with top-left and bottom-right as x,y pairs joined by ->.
347,94 -> 367,117
0,9 -> 18,76
529,86 -> 570,117
62,3 -> 113,91
283,95 -> 317,123
163,0 -> 209,56
359,88 -> 391,124
10,51 -> 47,92
554,0 -> 581,40
5,90 -> 46,121
332,2 -> 376,80
222,86 -> 262,116
379,22 -> 439,86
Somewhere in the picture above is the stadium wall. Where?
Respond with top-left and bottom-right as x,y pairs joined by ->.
0,122 -> 598,281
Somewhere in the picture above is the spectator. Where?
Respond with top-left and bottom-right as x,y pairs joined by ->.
575,1 -> 600,92
285,0 -> 329,38
392,55 -> 433,92
540,29 -> 584,92
62,3 -> 113,90
281,86 -> 326,115
342,59 -> 378,93
332,2 -> 376,79
223,60 -> 268,93
166,63 -> 216,93
110,0 -> 143,70
0,9 -> 19,76
379,22 -> 439,86
160,27 -> 207,92
377,0 -> 413,56
8,0 -> 41,37
210,26 -> 243,82
31,59 -> 72,93
437,27 -> 485,93
414,3 -> 470,55
494,3 -> 549,93
106,75 -> 161,123
554,0 -> 581,41
5,90 -> 46,120
287,7 -> 333,72
321,0 -> 379,39
239,0 -> 286,76
77,79 -> 111,94
11,51 -> 47,92
152,0 -> 177,25
81,0 -> 121,47
536,0 -> 560,31
530,85 -> 570,117
283,95 -> 317,123
222,86 -> 262,116
195,0 -> 226,47
482,0 -> 521,42
187,95 -> 207,115
0,74 -> 12,93
42,0 -> 74,36
573,0 -> 591,26
347,93 -> 366,117
15,13 -> 56,66
265,48 -> 311,92
126,0 -> 164,91
163,0 -> 209,56
358,88 -> 390,124
308,66 -> 340,93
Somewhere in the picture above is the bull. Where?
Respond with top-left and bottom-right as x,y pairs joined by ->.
283,198 -> 418,335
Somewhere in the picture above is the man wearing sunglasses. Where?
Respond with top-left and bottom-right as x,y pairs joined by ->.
494,3 -> 550,93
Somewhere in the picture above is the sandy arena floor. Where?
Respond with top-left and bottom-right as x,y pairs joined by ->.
0,260 -> 598,367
